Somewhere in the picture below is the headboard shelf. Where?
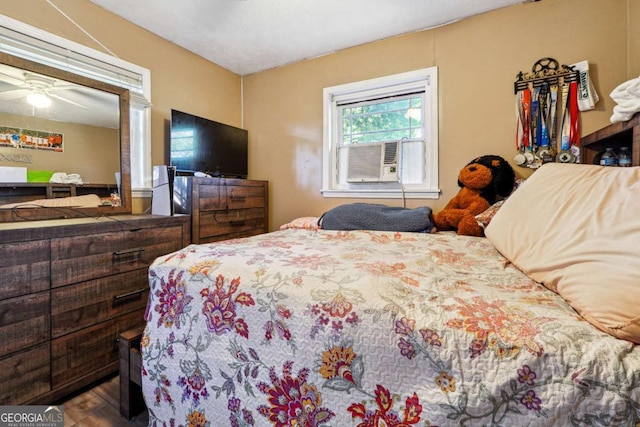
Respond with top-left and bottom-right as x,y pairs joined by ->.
581,113 -> 640,166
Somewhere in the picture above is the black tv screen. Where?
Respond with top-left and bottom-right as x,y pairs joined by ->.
169,109 -> 248,178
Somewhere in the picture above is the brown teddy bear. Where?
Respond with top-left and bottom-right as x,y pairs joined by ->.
433,155 -> 515,237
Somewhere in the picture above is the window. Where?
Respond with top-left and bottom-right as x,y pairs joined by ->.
169,129 -> 195,161
322,67 -> 439,199
0,15 -> 152,194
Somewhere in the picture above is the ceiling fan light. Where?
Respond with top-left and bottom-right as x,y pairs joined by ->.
27,92 -> 51,108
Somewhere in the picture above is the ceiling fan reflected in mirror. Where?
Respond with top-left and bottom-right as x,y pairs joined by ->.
0,71 -> 90,109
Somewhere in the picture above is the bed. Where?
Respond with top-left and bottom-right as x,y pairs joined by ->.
141,163 -> 640,426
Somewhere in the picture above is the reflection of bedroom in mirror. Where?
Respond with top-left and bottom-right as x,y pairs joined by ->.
0,51 -> 131,222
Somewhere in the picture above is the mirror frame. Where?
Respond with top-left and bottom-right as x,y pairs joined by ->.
0,52 -> 131,222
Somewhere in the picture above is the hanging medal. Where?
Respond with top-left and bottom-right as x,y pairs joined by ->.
527,87 -> 542,168
556,82 -> 575,163
548,85 -> 558,159
514,88 -> 530,166
514,90 -> 526,165
569,81 -> 580,162
537,83 -> 553,163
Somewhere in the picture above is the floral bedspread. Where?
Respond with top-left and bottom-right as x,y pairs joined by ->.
142,229 -> 640,426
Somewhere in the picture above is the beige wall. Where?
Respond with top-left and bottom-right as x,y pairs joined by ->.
0,0 -> 636,226
0,0 -> 242,213
631,0 -> 640,76
244,0 -> 634,230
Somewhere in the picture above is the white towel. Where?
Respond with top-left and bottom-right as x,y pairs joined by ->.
49,172 -> 84,185
611,101 -> 640,122
571,60 -> 599,111
611,82 -> 640,103
628,81 -> 640,98
610,76 -> 640,123
611,76 -> 640,96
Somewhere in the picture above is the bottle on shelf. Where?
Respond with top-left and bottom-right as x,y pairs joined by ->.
600,147 -> 618,166
618,147 -> 632,167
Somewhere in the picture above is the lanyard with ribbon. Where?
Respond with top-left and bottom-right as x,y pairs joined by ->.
557,83 -> 575,163
549,85 -> 558,149
530,87 -> 539,148
569,81 -> 580,161
537,83 -> 554,163
514,88 -> 531,166
522,88 -> 531,152
526,87 -> 542,167
515,90 -> 524,153
526,87 -> 540,165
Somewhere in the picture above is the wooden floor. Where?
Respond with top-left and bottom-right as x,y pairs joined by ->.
58,375 -> 148,427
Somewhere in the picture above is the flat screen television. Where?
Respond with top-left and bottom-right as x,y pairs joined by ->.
169,109 -> 248,178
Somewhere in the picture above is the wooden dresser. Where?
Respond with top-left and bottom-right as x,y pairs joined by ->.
0,214 -> 190,405
173,177 -> 268,243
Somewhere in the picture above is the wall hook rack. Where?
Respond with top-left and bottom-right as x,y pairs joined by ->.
514,57 -> 579,94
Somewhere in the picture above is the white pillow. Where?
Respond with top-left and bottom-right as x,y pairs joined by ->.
485,163 -> 640,343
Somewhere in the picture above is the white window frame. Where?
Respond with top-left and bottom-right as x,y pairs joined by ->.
0,15 -> 152,196
322,67 -> 439,199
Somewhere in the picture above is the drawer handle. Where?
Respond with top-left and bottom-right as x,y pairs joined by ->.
230,220 -> 246,227
229,193 -> 246,202
114,288 -> 146,302
113,247 -> 145,257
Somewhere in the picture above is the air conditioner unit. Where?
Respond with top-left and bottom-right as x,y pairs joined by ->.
346,141 -> 399,182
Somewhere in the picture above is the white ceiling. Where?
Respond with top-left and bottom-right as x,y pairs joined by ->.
0,63 -> 119,128
89,0 -> 528,76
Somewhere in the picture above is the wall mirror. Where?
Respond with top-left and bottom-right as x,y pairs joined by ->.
0,51 -> 131,222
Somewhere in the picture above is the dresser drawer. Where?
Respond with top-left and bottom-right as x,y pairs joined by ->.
199,183 -> 266,211
51,269 -> 149,338
0,343 -> 50,404
199,208 -> 265,239
0,291 -> 49,358
0,240 -> 49,299
0,214 -> 190,405
51,309 -> 144,388
199,229 -> 265,244
51,225 -> 185,287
